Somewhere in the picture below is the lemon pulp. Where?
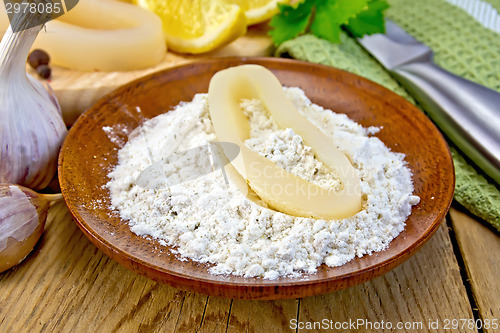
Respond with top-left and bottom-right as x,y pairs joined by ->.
135,0 -> 247,54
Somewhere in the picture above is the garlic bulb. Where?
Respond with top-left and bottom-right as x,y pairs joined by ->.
0,11 -> 67,190
0,184 -> 62,273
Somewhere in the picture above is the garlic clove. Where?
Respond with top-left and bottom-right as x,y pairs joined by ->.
0,184 -> 62,273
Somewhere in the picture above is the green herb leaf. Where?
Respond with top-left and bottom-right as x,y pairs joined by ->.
269,0 -> 315,46
269,0 -> 390,45
310,0 -> 369,44
345,0 -> 389,37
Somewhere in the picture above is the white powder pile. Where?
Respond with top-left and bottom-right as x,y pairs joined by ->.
106,87 -> 420,279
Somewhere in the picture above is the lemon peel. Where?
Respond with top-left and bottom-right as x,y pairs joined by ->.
224,0 -> 291,25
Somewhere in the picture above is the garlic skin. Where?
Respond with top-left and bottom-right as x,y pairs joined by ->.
0,19 -> 67,189
0,184 -> 59,273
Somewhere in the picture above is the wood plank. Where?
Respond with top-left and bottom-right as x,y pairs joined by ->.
297,223 -> 475,333
225,299 -> 299,332
449,207 -> 500,333
1,203 -> 478,333
0,202 -> 189,332
169,293 -> 210,332
198,297 -> 232,333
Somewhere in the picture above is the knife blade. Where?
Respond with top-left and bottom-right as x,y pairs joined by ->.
358,20 -> 500,185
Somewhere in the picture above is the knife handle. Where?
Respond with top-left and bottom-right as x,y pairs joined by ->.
392,61 -> 500,184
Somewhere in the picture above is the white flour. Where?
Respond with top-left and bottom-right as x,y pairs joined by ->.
106,87 -> 419,279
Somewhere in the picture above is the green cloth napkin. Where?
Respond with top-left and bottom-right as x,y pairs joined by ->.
488,0 -> 500,11
275,0 -> 500,231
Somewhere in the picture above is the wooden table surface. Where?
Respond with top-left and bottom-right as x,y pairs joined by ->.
1,25 -> 499,333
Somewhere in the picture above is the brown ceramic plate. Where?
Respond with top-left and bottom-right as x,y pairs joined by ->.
59,57 -> 454,300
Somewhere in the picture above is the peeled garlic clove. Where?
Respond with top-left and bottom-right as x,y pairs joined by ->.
0,184 -> 62,273
0,12 -> 68,190
208,65 -> 362,219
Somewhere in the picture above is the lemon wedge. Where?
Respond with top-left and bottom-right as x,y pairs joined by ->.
134,0 -> 247,54
224,0 -> 290,25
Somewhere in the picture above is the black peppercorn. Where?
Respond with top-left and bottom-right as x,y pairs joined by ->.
36,64 -> 51,79
27,49 -> 50,70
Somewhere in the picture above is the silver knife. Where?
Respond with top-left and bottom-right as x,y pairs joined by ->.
358,20 -> 500,184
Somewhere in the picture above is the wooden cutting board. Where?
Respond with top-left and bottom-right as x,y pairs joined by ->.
36,25 -> 273,125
